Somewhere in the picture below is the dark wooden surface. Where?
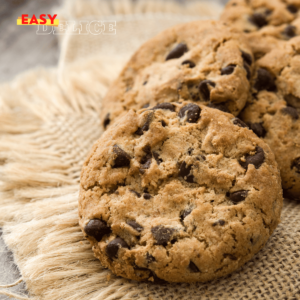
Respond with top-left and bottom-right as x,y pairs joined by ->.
0,0 -> 228,299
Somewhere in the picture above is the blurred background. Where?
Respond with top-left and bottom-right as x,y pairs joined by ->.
0,0 -> 228,299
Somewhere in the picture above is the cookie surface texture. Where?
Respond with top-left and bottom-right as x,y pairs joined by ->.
79,102 -> 283,283
101,20 -> 254,130
221,0 -> 300,199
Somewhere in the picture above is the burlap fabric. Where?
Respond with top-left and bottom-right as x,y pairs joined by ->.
0,0 -> 299,299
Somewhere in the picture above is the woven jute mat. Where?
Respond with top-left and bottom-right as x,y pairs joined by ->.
0,0 -> 299,299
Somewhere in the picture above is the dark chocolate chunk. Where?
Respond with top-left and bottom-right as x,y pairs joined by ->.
127,220 -> 144,232
178,103 -> 201,123
248,122 -> 266,137
151,272 -> 168,284
179,161 -> 194,183
140,146 -> 152,171
166,43 -> 188,60
232,118 -> 248,128
142,103 -> 150,108
291,157 -> 300,173
151,226 -> 175,246
181,209 -> 192,220
160,120 -> 167,127
283,25 -> 297,38
207,102 -> 229,113
135,113 -> 153,135
254,68 -> 277,92
284,94 -> 300,109
224,254 -> 237,260
281,106 -> 299,120
239,146 -> 265,169
213,219 -> 225,226
112,145 -> 131,168
249,13 -> 268,28
265,9 -> 272,15
221,64 -> 236,75
106,237 -> 129,259
229,190 -> 248,204
129,189 -> 141,198
103,113 -> 110,129
146,253 -> 156,263
199,80 -> 216,101
84,219 -> 111,242
287,4 -> 298,13
152,103 -> 175,112
143,193 -> 152,200
153,151 -> 163,165
244,62 -> 251,80
181,59 -> 196,68
143,81 -> 148,86
189,261 -> 200,273
241,50 -> 253,66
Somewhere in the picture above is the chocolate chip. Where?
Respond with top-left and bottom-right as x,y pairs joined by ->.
229,190 -> 248,204
249,13 -> 268,28
283,25 -> 297,38
241,51 -> 253,66
281,106 -> 299,120
142,103 -> 150,108
112,145 -> 131,168
143,81 -> 148,86
106,237 -> 129,259
129,190 -> 141,197
181,59 -> 196,68
140,148 -> 152,173
254,68 -> 277,92
291,157 -> 300,173
179,161 -> 194,183
248,122 -> 266,137
239,146 -> 265,169
153,151 -> 163,165
189,261 -> 200,273
84,219 -> 111,242
196,155 -> 206,161
221,64 -> 236,75
166,43 -> 188,60
103,113 -> 110,129
160,120 -> 167,127
287,4 -> 298,13
152,103 -> 175,112
143,193 -> 152,200
151,226 -> 175,246
207,102 -> 229,113
199,80 -> 216,101
135,113 -> 153,135
146,253 -> 155,263
265,9 -> 272,15
187,148 -> 193,155
178,103 -> 201,123
284,94 -> 300,109
213,219 -> 225,226
127,221 -> 144,232
233,118 -> 248,128
244,62 -> 251,80
181,209 -> 192,220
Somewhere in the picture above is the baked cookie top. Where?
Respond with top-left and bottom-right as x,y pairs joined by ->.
101,20 -> 254,130
79,102 -> 283,283
240,37 -> 300,198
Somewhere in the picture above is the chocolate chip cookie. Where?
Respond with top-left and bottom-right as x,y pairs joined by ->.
79,102 -> 282,283
101,20 -> 254,130
240,37 -> 300,199
221,1 -> 300,199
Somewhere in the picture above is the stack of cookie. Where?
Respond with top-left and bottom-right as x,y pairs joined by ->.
79,1 -> 300,283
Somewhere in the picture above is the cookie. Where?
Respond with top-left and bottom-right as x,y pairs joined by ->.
221,0 -> 300,57
221,0 -> 300,199
101,20 -> 254,130
240,37 -> 300,199
79,102 -> 282,283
